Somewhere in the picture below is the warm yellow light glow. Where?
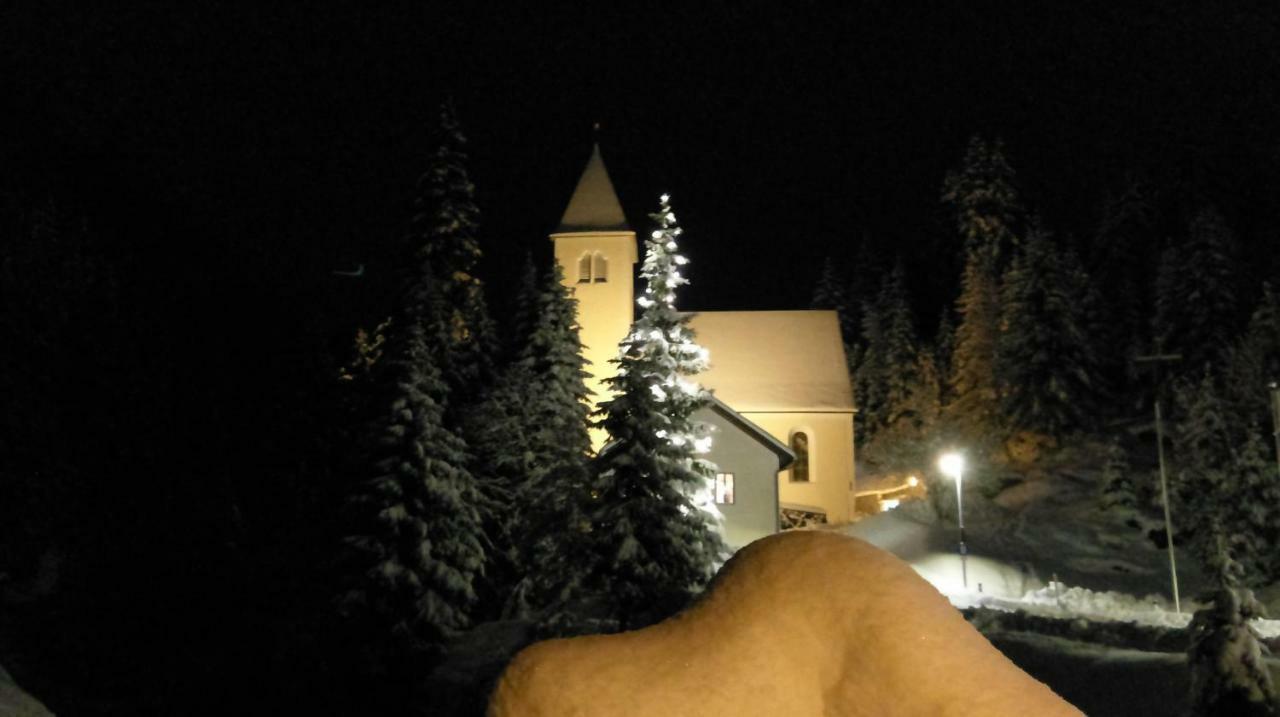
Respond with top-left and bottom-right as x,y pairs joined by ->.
938,453 -> 965,480
907,476 -> 919,488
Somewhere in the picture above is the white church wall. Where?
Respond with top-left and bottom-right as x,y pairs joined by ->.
744,411 -> 855,524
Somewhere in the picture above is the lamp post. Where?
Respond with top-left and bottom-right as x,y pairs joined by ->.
939,452 -> 967,590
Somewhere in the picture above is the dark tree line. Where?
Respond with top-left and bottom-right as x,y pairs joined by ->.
816,135 -> 1280,573
311,111 -> 724,713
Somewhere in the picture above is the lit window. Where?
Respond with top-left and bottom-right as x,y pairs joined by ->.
593,253 -> 608,283
790,432 -> 809,482
577,253 -> 592,283
714,473 -> 735,504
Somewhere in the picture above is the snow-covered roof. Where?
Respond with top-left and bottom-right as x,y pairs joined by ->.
687,310 -> 855,413
555,143 -> 629,233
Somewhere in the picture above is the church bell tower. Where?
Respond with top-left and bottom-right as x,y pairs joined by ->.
550,143 -> 637,447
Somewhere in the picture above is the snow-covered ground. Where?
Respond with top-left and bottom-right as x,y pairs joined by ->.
841,473 -> 1280,716
843,483 -> 1280,637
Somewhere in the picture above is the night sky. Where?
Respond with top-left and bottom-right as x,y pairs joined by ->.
6,2 -> 1279,319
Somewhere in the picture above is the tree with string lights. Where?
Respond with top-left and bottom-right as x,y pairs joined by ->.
586,194 -> 726,627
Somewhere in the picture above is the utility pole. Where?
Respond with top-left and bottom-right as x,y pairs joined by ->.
1134,350 -> 1183,614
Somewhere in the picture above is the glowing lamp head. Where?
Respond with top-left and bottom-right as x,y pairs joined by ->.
907,475 -> 919,488
938,453 -> 965,480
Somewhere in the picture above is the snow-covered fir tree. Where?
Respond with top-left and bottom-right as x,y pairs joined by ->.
407,101 -> 497,407
1098,436 -> 1137,518
506,251 -> 541,360
587,194 -> 725,627
856,262 -> 924,437
1090,176 -> 1156,389
1228,429 -> 1280,583
997,223 -> 1103,437
1173,369 -> 1235,559
945,247 -> 1002,445
934,307 -> 956,405
1153,207 -> 1240,373
500,263 -> 595,617
1223,282 -> 1280,433
1173,367 -> 1280,585
339,278 -> 486,657
458,360 -> 533,616
941,135 -> 1022,263
811,256 -> 858,347
1187,528 -> 1278,717
940,136 -> 1023,449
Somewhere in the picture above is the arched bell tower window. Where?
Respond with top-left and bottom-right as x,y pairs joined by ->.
577,251 -> 608,284
790,431 -> 810,483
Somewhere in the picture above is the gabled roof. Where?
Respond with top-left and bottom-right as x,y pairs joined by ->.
556,143 -> 630,233
687,310 -> 856,413
702,394 -> 796,469
594,394 -> 795,469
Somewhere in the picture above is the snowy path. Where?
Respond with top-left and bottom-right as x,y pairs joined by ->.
842,507 -> 1280,638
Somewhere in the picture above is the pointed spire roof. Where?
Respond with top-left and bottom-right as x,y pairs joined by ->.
556,143 -> 630,232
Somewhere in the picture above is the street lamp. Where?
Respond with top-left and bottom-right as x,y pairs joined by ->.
938,452 -> 967,590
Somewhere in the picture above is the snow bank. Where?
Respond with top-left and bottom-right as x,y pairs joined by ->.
0,664 -> 54,717
488,531 -> 1082,716
958,582 -> 1280,639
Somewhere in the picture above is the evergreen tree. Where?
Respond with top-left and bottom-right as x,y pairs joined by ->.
457,361 -> 533,617
1187,529 -> 1278,717
860,351 -> 942,475
997,223 -> 1103,436
339,242 -> 486,664
406,101 -> 497,407
941,135 -> 1022,263
856,262 -> 925,437
507,251 -> 541,359
945,248 -> 1002,443
1173,369 -> 1234,558
1175,369 -> 1280,584
587,194 -> 725,626
504,263 -> 596,616
1229,429 -> 1280,583
1223,283 -> 1280,433
1153,207 -> 1241,372
934,307 -> 956,405
811,256 -> 857,346
1090,177 -> 1157,389
854,290 -> 888,439
1098,437 -> 1137,517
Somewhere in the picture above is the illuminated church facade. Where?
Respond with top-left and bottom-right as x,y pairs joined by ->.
549,145 -> 857,544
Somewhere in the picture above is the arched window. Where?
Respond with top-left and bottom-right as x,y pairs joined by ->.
592,253 -> 608,283
790,431 -> 810,483
577,253 -> 592,283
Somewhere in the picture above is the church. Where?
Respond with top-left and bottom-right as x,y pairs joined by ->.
549,145 -> 857,547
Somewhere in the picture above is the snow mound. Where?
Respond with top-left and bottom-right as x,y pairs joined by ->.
0,664 -> 54,717
488,531 -> 1082,716
962,581 -> 1280,639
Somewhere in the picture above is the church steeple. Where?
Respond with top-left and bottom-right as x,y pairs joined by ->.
549,141 -> 638,451
556,143 -> 629,232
